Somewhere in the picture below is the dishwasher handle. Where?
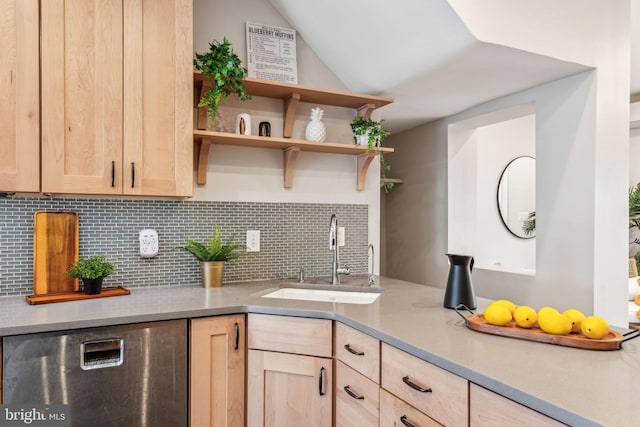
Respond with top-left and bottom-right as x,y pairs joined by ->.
81,338 -> 124,370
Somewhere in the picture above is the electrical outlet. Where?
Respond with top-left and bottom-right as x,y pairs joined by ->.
338,227 -> 345,247
139,229 -> 159,258
246,230 -> 260,252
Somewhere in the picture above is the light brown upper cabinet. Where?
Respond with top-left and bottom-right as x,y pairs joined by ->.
0,0 -> 40,193
41,0 -> 193,197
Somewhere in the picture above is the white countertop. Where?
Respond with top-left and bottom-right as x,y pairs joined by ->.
0,277 -> 638,427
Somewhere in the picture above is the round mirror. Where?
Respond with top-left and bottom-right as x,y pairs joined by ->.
497,156 -> 535,239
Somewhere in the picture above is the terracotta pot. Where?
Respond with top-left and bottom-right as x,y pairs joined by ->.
82,277 -> 103,295
200,261 -> 225,288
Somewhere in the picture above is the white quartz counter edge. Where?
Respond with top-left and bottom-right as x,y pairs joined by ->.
0,278 -> 635,427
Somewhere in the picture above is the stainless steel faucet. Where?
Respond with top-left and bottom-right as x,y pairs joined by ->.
329,214 -> 350,285
368,243 -> 375,286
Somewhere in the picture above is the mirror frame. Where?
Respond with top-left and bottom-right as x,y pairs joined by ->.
496,156 -> 535,239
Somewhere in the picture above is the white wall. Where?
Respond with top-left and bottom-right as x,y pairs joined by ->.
388,71 -> 602,320
448,110 -> 536,274
443,0 -> 630,325
192,0 -> 382,271
632,128 -> 640,186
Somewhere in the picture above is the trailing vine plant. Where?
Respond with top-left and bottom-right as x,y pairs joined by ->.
194,37 -> 251,124
350,116 -> 394,192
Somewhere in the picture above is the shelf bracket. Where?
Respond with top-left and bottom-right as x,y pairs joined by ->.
196,79 -> 213,130
357,103 -> 376,120
283,146 -> 300,188
283,93 -> 301,138
196,138 -> 213,185
356,152 -> 377,191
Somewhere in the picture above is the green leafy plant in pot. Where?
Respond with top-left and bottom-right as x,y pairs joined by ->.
350,116 -> 394,192
177,227 -> 244,288
67,255 -> 116,295
194,37 -> 251,125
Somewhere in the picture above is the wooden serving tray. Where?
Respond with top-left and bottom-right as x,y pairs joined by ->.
463,313 -> 635,351
25,287 -> 130,305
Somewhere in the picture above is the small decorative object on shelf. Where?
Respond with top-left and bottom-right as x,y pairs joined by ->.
236,113 -> 251,135
305,107 -> 327,142
67,255 -> 116,295
259,121 -> 271,137
194,37 -> 251,125
176,227 -> 245,288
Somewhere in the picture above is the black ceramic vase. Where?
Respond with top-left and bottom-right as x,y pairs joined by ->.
83,277 -> 104,295
443,254 -> 477,310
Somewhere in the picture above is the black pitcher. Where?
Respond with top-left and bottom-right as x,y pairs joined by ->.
443,254 -> 477,310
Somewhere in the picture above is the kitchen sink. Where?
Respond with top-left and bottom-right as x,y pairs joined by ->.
262,283 -> 382,304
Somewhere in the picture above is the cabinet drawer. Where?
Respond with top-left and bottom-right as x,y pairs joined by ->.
380,389 -> 442,427
470,383 -> 565,426
335,360 -> 379,427
248,313 -> 332,357
381,343 -> 468,426
335,322 -> 380,383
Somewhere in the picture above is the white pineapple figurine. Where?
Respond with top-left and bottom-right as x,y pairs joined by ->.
305,107 -> 327,142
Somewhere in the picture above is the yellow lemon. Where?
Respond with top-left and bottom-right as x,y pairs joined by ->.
537,310 -> 572,335
483,304 -> 512,326
581,316 -> 610,339
487,299 -> 517,315
513,305 -> 537,328
562,309 -> 586,333
537,306 -> 559,319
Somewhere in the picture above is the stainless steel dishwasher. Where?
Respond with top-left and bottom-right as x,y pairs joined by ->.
2,319 -> 187,427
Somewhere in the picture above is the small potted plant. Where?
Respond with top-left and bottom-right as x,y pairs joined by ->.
194,37 -> 252,125
177,227 -> 244,288
350,116 -> 390,149
67,255 -> 116,295
350,116 -> 395,192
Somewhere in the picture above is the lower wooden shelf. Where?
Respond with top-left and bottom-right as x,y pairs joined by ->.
26,287 -> 130,305
193,130 -> 393,190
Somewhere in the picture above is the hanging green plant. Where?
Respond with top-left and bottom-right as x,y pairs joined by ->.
350,116 -> 394,192
194,37 -> 251,124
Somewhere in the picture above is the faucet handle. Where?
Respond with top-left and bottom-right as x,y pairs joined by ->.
298,267 -> 305,283
337,265 -> 351,275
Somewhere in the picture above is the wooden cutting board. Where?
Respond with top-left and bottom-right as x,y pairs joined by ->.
33,210 -> 79,295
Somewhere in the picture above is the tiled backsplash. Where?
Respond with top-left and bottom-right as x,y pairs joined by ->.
0,197 -> 368,296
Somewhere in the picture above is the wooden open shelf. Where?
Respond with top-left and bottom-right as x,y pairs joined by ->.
193,70 -> 394,190
194,130 -> 393,190
194,70 -> 394,136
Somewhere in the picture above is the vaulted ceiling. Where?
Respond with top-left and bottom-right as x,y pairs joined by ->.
269,0 -> 639,132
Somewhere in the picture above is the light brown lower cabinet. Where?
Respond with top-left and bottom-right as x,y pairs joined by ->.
379,389 -> 443,426
190,314 -> 245,427
470,383 -> 565,427
381,343 -> 468,426
247,313 -> 333,427
335,360 -> 379,426
247,349 -> 332,427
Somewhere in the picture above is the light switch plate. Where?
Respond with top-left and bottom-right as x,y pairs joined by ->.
140,229 -> 159,258
338,227 -> 345,247
246,230 -> 260,252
